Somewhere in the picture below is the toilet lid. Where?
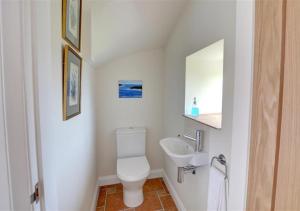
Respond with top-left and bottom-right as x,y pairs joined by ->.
117,156 -> 150,182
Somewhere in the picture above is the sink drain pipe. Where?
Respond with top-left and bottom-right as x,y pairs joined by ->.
177,166 -> 197,183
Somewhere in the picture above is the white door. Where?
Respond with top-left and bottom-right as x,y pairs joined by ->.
0,1 -> 42,210
0,19 -> 12,210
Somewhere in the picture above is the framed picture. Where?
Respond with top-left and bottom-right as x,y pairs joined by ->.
119,80 -> 143,98
63,45 -> 82,120
62,0 -> 82,51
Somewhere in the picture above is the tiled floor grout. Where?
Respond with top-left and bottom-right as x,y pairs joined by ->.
104,188 -> 107,211
96,178 -> 177,211
156,191 -> 165,211
157,179 -> 165,211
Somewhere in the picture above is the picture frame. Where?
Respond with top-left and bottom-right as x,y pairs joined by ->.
119,80 -> 143,98
62,0 -> 82,51
63,45 -> 82,120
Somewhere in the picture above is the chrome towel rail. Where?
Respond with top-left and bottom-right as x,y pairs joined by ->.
210,154 -> 228,179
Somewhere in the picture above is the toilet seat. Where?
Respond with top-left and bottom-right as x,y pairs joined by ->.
117,156 -> 150,182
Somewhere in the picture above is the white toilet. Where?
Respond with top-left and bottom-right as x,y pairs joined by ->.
116,127 -> 150,208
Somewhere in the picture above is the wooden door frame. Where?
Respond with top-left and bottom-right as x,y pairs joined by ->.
246,0 -> 287,210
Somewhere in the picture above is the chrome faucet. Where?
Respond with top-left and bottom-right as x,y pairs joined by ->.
183,130 -> 203,152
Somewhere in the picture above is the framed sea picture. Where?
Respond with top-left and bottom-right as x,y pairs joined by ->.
62,0 -> 82,51
63,45 -> 82,120
119,80 -> 143,98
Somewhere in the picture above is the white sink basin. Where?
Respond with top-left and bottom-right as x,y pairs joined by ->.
160,137 -> 209,167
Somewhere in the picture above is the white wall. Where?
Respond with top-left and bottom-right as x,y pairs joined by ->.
31,1 -> 97,210
163,0 -> 236,210
228,1 -> 254,210
95,49 -> 165,177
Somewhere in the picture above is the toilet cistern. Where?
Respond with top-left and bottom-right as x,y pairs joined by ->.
116,127 -> 150,208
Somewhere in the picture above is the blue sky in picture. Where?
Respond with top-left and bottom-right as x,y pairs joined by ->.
119,80 -> 143,98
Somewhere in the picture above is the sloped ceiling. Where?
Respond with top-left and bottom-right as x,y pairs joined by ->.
188,40 -> 225,61
89,0 -> 188,67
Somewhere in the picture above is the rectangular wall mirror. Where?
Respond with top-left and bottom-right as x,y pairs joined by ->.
184,39 -> 224,129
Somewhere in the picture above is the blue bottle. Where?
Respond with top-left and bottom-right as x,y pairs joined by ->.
191,97 -> 200,117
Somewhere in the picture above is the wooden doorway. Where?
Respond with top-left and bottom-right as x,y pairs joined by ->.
247,0 -> 300,210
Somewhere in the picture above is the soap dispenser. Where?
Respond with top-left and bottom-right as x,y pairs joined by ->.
191,97 -> 199,117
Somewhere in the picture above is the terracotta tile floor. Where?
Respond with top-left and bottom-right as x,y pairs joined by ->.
96,178 -> 178,211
